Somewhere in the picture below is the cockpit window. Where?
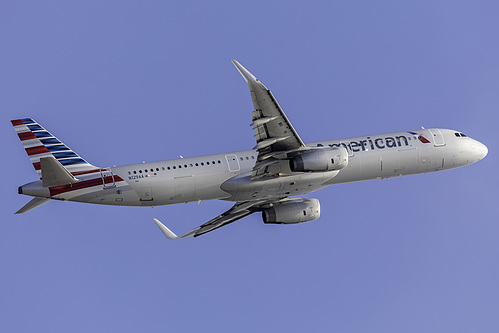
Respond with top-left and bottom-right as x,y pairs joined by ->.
460,133 -> 467,137
455,133 -> 460,137
455,132 -> 468,138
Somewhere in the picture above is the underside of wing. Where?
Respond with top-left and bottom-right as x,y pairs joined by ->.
153,199 -> 282,239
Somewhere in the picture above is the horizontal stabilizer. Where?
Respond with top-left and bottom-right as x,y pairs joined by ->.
41,156 -> 78,187
15,197 -> 51,214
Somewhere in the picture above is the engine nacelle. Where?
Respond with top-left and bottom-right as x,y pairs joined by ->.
262,198 -> 320,224
290,147 -> 348,172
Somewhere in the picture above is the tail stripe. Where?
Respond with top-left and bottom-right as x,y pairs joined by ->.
46,145 -> 70,152
27,124 -> 44,131
11,118 -> 98,178
53,152 -> 79,159
33,131 -> 52,138
20,118 -> 36,124
40,138 -> 61,145
59,158 -> 87,166
11,119 -> 24,126
18,132 -> 37,141
26,146 -> 50,155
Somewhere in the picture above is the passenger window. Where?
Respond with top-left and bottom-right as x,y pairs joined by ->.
207,162 -> 210,165
195,163 -> 199,166
133,171 -> 137,174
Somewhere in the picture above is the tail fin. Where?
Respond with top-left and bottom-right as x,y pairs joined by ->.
11,118 -> 99,178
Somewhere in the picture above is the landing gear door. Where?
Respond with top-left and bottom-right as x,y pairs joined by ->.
100,169 -> 116,189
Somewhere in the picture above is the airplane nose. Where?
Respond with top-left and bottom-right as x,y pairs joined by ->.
477,142 -> 488,160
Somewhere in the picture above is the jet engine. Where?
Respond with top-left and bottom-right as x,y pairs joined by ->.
290,147 -> 348,172
262,198 -> 320,224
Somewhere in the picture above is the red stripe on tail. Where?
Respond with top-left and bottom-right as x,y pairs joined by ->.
18,132 -> 37,141
25,146 -> 50,156
11,119 -> 24,126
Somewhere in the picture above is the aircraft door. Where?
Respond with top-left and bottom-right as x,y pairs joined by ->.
225,154 -> 240,172
100,169 -> 116,189
428,129 -> 445,146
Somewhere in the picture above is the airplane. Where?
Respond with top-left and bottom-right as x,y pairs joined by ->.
12,60 -> 488,239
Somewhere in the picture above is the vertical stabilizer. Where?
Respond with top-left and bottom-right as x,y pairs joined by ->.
11,118 -> 99,178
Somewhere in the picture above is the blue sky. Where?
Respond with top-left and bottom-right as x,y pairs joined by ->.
1,1 -> 498,332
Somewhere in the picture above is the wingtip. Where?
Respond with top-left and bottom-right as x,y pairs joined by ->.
231,60 -> 260,85
153,218 -> 179,239
231,59 -> 243,68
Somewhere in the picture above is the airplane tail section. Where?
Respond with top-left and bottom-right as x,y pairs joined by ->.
11,118 -> 100,179
15,197 -> 51,214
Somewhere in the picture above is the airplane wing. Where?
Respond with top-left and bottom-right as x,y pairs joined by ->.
153,199 -> 280,239
232,60 -> 306,179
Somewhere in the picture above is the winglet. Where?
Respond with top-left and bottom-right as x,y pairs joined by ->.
153,218 -> 196,239
231,60 -> 267,90
153,218 -> 180,239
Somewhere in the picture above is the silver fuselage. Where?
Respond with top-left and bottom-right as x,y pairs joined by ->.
19,128 -> 487,207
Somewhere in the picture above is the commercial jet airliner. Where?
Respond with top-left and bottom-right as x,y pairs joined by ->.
12,61 -> 488,238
